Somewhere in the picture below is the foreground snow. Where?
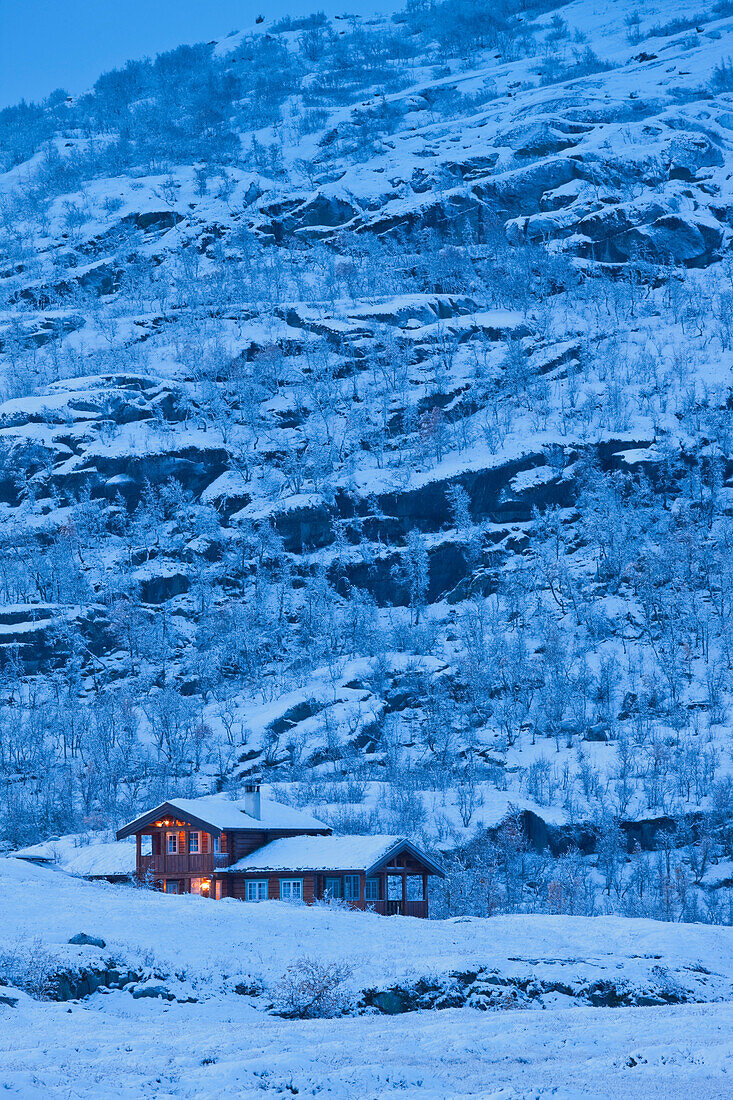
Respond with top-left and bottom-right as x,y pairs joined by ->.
2,858 -> 733,1096
2,993 -> 733,1098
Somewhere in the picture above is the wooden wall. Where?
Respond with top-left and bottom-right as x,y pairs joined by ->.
227,828 -> 330,864
226,872 -> 317,902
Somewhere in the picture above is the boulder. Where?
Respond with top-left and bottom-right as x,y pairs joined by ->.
621,214 -> 723,267
68,933 -> 106,949
370,989 -> 409,1015
130,982 -> 175,1001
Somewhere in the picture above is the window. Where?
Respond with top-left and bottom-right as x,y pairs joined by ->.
189,832 -> 200,854
246,880 -> 269,902
140,835 -> 152,857
164,880 -> 180,894
167,833 -> 178,855
344,875 -> 360,901
213,836 -> 220,854
279,879 -> 303,902
324,876 -> 342,899
365,877 -> 380,901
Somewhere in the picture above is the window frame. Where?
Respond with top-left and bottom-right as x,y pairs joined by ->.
166,832 -> 178,855
344,874 -> 360,901
279,878 -> 303,902
365,877 -> 380,901
189,831 -> 200,854
324,875 -> 343,899
246,879 -> 269,902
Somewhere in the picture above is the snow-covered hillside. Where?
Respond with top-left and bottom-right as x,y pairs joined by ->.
3,0 -> 733,926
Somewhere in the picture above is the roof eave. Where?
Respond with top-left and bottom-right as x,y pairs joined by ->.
366,839 -> 445,879
116,802 -> 224,840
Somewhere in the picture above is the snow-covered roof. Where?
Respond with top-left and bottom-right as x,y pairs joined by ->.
117,793 -> 329,838
61,840 -> 137,878
12,834 -> 136,878
224,834 -> 444,876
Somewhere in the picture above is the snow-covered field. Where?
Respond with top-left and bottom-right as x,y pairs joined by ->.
4,993 -> 733,1099
2,857 -> 733,1097
4,857 -> 733,997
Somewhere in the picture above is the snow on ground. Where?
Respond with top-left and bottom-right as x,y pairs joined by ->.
2,981 -> 733,1098
2,856 -> 733,1000
2,857 -> 733,1096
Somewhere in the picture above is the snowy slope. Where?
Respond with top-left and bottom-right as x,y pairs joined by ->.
2,857 -> 732,1000
2,993 -> 733,1098
2,0 -> 733,927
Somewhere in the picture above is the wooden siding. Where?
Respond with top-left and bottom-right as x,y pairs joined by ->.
221,862 -> 432,915
226,872 -> 317,902
134,823 -> 328,880
228,827 -> 329,864
139,853 -> 228,878
129,817 -> 435,916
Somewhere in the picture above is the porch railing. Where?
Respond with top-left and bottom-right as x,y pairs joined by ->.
139,853 -> 228,878
369,899 -> 427,918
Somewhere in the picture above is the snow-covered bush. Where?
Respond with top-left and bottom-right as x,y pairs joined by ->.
0,938 -> 58,1000
270,957 -> 353,1018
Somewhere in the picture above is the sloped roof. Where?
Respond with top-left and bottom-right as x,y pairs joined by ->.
13,835 -> 136,877
224,834 -> 444,876
62,840 -> 137,878
116,794 -> 329,839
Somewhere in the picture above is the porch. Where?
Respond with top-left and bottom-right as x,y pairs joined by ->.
363,868 -> 430,918
139,853 -> 229,879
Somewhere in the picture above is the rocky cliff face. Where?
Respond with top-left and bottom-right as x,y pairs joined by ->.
2,0 -> 733,888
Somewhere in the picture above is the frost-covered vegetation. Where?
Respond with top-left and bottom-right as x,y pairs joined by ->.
4,0 -> 733,924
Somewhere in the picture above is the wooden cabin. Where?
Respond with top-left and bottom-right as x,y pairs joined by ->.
116,785 -> 443,917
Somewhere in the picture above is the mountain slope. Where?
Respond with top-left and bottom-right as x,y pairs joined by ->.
2,0 -> 733,920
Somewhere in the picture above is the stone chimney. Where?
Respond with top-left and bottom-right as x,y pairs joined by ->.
243,781 -> 261,820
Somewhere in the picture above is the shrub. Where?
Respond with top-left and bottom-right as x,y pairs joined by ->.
0,938 -> 58,999
271,956 -> 353,1018
711,58 -> 733,93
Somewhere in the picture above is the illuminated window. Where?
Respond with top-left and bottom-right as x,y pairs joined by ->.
279,879 -> 303,902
